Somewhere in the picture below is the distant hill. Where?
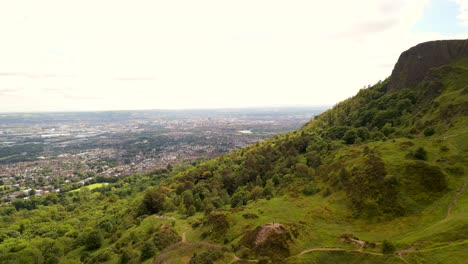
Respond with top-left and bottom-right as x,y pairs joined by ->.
1,39 -> 467,264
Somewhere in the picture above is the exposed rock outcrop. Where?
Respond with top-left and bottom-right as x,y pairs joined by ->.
240,223 -> 292,260
388,39 -> 468,91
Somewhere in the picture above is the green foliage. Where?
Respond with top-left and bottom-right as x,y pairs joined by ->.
186,205 -> 196,216
0,46 -> 467,263
382,240 -> 396,254
206,212 -> 230,238
152,224 -> 180,250
303,182 -> 319,196
140,241 -> 156,260
401,161 -> 447,196
140,187 -> 165,215
231,188 -> 248,208
424,127 -> 435,136
343,129 -> 359,144
82,230 -> 103,250
189,249 -> 224,264
345,152 -> 403,218
412,147 -> 428,160
120,248 -> 139,264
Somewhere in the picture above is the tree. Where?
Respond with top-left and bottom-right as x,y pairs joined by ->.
356,127 -> 370,141
249,186 -> 264,201
230,188 -> 248,208
83,230 -> 102,250
186,205 -> 196,216
295,163 -> 310,177
343,129 -> 358,144
141,188 -> 165,215
263,179 -> 275,197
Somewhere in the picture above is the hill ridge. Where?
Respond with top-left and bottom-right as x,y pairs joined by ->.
388,39 -> 468,91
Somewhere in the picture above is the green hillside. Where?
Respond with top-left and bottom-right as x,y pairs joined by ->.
1,40 -> 467,264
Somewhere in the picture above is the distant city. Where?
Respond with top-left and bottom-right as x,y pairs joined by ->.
0,107 -> 327,203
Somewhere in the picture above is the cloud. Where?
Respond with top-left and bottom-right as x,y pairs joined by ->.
0,0 -> 466,112
0,72 -> 71,79
114,76 -> 156,81
455,0 -> 468,26
346,18 -> 400,37
0,88 -> 20,96
379,0 -> 407,14
0,72 -> 49,79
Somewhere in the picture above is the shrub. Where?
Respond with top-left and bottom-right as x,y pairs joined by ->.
382,240 -> 396,254
423,127 -> 435,136
343,129 -> 359,144
189,249 -> 224,264
83,230 -> 102,250
303,182 -> 319,196
152,225 -> 180,250
413,147 -> 428,160
140,241 -> 156,260
140,188 -> 165,215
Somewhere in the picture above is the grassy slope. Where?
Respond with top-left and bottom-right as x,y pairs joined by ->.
1,48 -> 466,264
154,61 -> 468,263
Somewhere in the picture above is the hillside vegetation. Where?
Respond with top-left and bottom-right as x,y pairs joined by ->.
1,40 -> 467,264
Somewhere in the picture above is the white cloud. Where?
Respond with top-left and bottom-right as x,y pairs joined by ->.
0,0 -> 466,112
456,0 -> 468,26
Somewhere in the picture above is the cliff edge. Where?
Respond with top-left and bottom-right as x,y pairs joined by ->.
388,39 -> 468,91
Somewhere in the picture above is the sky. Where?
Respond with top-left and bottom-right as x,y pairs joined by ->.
0,0 -> 467,112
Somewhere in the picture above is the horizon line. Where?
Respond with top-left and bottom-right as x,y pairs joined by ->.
0,104 -> 332,115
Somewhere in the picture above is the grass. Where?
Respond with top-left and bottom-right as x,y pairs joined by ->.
287,250 -> 402,264
65,59 -> 468,263
112,124 -> 467,263
69,183 -> 109,192
172,129 -> 468,263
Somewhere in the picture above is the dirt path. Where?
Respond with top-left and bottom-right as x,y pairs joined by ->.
395,246 -> 415,263
348,237 -> 366,251
181,230 -> 188,243
298,247 -> 383,256
447,179 -> 468,217
228,254 -> 258,264
154,214 -> 176,221
227,254 -> 240,264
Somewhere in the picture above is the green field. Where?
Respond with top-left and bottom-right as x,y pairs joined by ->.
69,183 -> 109,193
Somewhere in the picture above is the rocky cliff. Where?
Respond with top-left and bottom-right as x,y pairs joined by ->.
388,39 -> 468,91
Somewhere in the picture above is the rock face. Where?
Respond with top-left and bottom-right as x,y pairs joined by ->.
388,39 -> 468,91
240,223 -> 292,260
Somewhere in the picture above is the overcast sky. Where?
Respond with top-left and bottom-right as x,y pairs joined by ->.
0,0 -> 467,112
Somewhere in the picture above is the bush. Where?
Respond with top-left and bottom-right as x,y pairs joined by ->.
303,182 -> 319,196
412,147 -> 428,160
343,129 -> 358,144
83,230 -> 102,250
120,248 -> 139,264
186,205 -> 196,216
140,241 -> 156,260
423,127 -> 435,136
140,188 -> 165,215
189,249 -> 224,264
382,240 -> 396,254
152,225 -> 180,250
